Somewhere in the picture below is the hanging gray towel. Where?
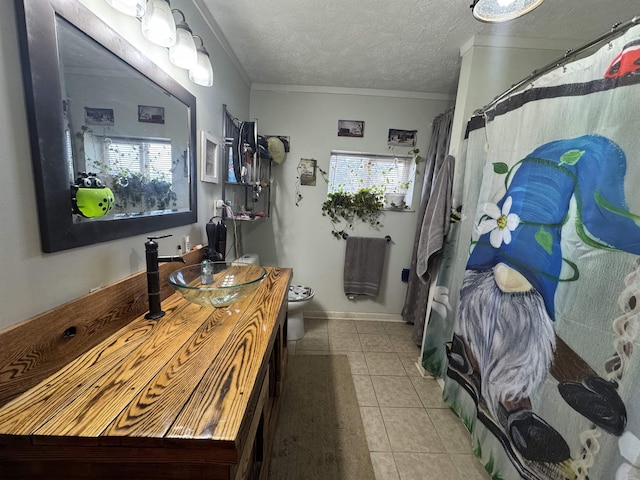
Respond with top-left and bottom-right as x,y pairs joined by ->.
343,236 -> 387,297
416,154 -> 455,284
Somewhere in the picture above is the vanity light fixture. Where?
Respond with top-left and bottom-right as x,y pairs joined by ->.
169,9 -> 198,69
141,0 -> 176,47
189,36 -> 214,87
471,0 -> 544,22
104,0 -> 146,17
105,0 -> 213,87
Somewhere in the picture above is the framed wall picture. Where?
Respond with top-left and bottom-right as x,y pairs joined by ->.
337,120 -> 364,137
200,131 -> 220,184
388,129 -> 417,147
138,105 -> 165,124
299,158 -> 317,186
84,107 -> 114,126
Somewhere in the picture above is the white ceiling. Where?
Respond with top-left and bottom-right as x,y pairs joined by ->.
196,0 -> 639,96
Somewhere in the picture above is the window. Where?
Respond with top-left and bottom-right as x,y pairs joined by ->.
103,137 -> 173,181
327,151 -> 415,208
65,128 -> 74,181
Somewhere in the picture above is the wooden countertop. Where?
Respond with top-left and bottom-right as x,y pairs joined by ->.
0,266 -> 291,470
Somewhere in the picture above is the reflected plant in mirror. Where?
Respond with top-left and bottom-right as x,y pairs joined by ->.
76,126 -> 181,216
15,0 -> 197,252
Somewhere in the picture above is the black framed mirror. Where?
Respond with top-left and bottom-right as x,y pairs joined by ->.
15,0 -> 197,253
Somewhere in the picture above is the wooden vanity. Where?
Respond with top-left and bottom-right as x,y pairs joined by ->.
0,256 -> 292,480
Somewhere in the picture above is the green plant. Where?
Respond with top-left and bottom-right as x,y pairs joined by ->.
398,148 -> 423,190
380,148 -> 424,210
111,172 -> 177,210
321,187 -> 384,239
86,137 -> 178,213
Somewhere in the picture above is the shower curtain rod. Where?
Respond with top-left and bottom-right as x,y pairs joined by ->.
476,15 -> 640,115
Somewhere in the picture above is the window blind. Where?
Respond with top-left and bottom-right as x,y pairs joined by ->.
105,137 -> 173,181
328,151 -> 412,194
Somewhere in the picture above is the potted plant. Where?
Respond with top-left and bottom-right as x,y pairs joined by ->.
111,172 -> 177,211
321,187 -> 384,239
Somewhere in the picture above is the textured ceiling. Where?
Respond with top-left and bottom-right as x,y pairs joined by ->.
197,0 -> 639,95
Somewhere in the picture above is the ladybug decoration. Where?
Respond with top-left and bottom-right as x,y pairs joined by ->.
605,39 -> 640,79
71,172 -> 114,218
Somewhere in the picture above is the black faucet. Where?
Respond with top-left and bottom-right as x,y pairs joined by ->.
145,235 -> 185,320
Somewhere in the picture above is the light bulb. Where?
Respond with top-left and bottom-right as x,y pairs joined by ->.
104,0 -> 146,17
472,0 -> 544,22
169,26 -> 197,69
189,49 -> 214,87
141,0 -> 176,48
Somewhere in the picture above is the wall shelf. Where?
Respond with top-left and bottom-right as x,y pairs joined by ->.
222,105 -> 272,219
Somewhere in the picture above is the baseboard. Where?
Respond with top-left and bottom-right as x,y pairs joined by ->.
303,311 -> 403,322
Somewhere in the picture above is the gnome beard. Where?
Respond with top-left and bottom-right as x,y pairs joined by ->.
451,269 -> 574,463
456,269 -> 555,420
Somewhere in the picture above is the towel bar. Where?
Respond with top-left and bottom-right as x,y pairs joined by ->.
341,233 -> 391,242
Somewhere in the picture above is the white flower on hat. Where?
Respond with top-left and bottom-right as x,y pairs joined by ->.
616,431 -> 640,479
478,196 -> 520,248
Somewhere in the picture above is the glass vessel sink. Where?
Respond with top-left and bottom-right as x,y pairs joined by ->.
168,262 -> 267,308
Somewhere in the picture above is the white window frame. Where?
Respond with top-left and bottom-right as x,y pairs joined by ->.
327,150 -> 416,209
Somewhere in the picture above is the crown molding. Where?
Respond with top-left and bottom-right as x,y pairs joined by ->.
460,34 -> 580,56
251,83 -> 455,101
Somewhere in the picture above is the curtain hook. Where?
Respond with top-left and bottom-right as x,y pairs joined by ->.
482,111 -> 490,152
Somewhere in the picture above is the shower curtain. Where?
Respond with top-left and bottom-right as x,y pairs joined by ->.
402,109 -> 453,345
422,25 -> 640,480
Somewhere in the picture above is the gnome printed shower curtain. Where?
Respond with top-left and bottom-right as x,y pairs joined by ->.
421,25 -> 640,480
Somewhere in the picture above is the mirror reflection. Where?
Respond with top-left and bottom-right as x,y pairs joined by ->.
57,18 -> 191,221
15,0 -> 198,252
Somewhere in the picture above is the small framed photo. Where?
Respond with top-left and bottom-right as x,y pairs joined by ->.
84,107 -> 114,126
138,105 -> 165,124
299,158 -> 317,186
338,120 -> 364,138
388,129 -> 417,147
200,131 -> 220,184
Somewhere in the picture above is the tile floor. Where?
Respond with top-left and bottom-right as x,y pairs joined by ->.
289,318 -> 490,480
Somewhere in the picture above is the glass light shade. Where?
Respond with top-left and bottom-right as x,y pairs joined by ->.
169,26 -> 197,69
141,0 -> 176,47
472,0 -> 544,22
104,0 -> 146,17
189,50 -> 214,87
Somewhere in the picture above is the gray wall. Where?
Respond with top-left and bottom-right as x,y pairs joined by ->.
248,88 -> 453,318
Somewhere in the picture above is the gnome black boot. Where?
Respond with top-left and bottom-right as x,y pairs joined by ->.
558,376 -> 627,436
446,334 -> 473,375
507,410 -> 571,463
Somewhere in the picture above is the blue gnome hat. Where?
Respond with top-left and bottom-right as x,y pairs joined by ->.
467,134 -> 640,320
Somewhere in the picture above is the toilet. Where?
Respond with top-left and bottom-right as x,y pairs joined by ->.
287,284 -> 314,341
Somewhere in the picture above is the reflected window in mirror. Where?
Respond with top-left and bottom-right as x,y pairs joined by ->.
80,135 -> 180,218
